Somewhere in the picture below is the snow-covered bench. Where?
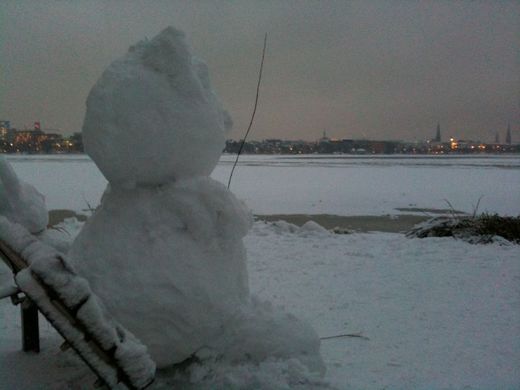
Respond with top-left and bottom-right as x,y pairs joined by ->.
0,239 -> 41,354
0,217 -> 156,389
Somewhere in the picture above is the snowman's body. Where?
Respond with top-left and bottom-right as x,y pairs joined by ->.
70,178 -> 251,366
70,26 -> 324,373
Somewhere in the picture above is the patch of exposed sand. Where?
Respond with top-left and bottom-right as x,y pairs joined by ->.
256,214 -> 430,233
50,209 -> 433,233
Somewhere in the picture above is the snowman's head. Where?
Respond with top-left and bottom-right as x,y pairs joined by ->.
83,26 -> 232,187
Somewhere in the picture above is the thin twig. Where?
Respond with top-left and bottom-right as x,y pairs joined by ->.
82,194 -> 96,213
419,210 -> 433,218
443,198 -> 459,221
320,332 -> 370,341
472,195 -> 484,218
227,33 -> 268,189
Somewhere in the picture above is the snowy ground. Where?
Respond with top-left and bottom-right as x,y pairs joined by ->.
1,154 -> 519,389
1,220 -> 519,389
247,222 -> 520,389
5,154 -> 520,216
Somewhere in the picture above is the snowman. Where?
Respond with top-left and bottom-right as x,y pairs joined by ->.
69,27 -> 324,374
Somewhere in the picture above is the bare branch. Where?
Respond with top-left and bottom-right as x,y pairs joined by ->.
227,33 -> 268,189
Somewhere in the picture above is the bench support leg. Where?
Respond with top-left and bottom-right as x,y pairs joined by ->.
21,299 -> 40,353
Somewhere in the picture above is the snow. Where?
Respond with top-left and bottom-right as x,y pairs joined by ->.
5,154 -> 520,216
82,26 -> 232,186
246,222 -> 520,389
0,156 -> 48,233
1,218 -> 519,389
206,296 -> 325,375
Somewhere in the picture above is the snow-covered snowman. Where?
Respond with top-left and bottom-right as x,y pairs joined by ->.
69,26 -> 324,374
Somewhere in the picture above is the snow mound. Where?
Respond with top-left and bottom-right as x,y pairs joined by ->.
299,220 -> 330,236
209,297 -> 326,376
0,156 -> 48,233
161,356 -> 330,389
255,220 -> 330,237
0,216 -> 156,388
82,26 -> 232,186
39,217 -> 84,254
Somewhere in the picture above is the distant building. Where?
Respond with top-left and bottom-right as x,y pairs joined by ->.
12,129 -> 46,152
0,120 -> 86,153
0,120 -> 10,139
319,130 -> 330,143
69,132 -> 84,153
40,133 -> 65,153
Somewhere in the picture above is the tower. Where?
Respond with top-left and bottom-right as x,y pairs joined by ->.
434,123 -> 441,142
505,123 -> 512,145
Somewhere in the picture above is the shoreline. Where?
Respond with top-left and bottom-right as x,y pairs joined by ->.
49,209 -> 432,233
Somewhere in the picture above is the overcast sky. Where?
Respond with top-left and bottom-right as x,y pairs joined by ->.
1,1 -> 518,142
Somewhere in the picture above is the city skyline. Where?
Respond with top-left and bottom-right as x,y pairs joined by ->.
1,1 -> 519,142
2,120 -> 517,156
1,119 -> 514,145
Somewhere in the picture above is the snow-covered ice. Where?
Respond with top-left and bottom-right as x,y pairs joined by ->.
5,154 -> 520,217
214,154 -> 520,217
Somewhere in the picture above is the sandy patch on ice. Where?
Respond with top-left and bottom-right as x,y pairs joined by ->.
49,209 -> 429,233
257,214 -> 431,233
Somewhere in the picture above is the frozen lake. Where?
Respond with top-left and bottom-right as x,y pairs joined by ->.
5,154 -> 520,216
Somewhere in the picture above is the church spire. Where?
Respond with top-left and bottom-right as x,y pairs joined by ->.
506,123 -> 512,145
434,123 -> 441,142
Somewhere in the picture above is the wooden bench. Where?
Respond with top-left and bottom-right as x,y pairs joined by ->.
0,233 -> 156,390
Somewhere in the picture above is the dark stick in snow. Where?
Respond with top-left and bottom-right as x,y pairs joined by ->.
320,332 -> 370,341
227,33 -> 268,189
